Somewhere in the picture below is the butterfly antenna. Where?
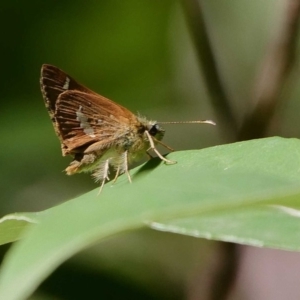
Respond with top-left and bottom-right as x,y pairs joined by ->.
158,120 -> 216,126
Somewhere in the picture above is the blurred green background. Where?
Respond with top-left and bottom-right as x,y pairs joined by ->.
1,0 -> 300,299
1,0 -> 222,213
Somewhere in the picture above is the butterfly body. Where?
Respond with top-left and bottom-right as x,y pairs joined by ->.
65,116 -> 163,176
40,64 -> 169,191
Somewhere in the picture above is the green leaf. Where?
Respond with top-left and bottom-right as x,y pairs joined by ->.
1,137 -> 300,300
150,205 -> 300,250
0,213 -> 39,245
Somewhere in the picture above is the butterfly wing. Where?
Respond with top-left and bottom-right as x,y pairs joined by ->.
40,64 -> 99,138
56,90 -> 138,155
40,64 -> 139,156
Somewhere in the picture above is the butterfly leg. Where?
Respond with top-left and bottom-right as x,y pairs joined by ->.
145,131 -> 176,164
112,166 -> 120,183
97,159 -> 110,195
112,150 -> 131,184
123,150 -> 132,183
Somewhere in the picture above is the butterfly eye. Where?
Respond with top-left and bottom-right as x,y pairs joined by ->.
150,124 -> 166,136
149,124 -> 159,136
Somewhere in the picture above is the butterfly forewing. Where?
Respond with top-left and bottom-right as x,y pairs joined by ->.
41,64 -> 140,156
40,64 -> 97,148
41,64 -> 97,116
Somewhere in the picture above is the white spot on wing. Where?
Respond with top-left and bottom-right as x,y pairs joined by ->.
76,106 -> 96,138
63,76 -> 70,89
84,128 -> 96,137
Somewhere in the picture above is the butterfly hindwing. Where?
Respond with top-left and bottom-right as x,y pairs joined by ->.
56,90 -> 135,155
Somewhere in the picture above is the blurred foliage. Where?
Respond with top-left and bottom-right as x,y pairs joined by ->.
0,0 -> 219,213
1,0 -> 300,299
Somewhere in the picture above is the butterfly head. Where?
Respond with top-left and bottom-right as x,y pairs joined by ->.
136,116 -> 165,141
146,122 -> 165,141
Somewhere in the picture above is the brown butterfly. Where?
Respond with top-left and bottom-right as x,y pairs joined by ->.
40,64 -> 215,193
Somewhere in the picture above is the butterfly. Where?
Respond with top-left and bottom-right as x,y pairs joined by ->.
40,64 -> 215,193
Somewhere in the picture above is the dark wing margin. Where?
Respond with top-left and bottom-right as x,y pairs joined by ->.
40,64 -> 97,116
40,64 -> 98,154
